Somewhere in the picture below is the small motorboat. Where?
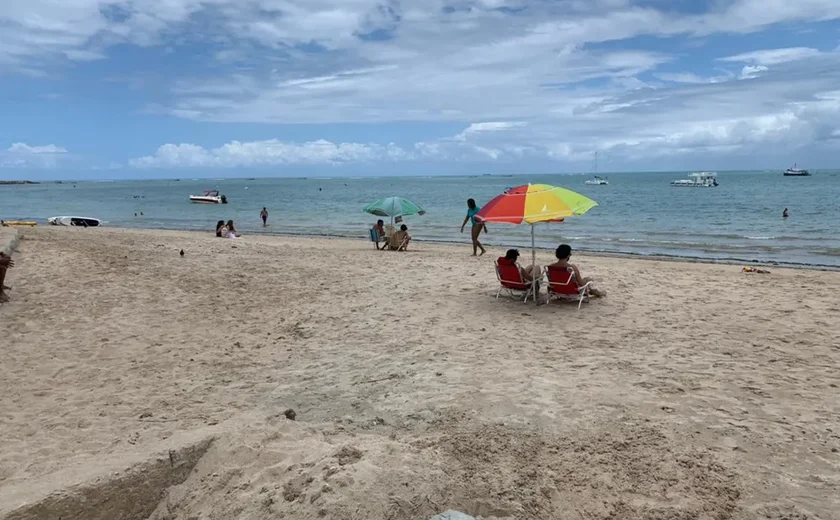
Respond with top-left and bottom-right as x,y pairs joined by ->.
48,216 -> 101,227
584,175 -> 609,185
189,190 -> 227,204
1,220 -> 37,227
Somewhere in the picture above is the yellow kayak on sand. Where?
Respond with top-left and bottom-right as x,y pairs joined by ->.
1,221 -> 37,227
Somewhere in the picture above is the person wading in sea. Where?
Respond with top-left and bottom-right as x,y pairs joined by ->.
260,207 -> 269,227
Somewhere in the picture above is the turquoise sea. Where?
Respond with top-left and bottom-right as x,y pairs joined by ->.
2,171 -> 839,268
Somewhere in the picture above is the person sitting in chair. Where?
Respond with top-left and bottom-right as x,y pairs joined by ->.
550,244 -> 605,297
372,219 -> 388,250
497,249 -> 540,286
389,224 -> 411,251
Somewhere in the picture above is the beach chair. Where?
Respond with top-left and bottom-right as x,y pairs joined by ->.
544,266 -> 592,309
387,232 -> 409,251
369,228 -> 382,249
495,259 -> 537,303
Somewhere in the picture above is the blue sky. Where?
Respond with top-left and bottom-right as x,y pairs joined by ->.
1,0 -> 840,179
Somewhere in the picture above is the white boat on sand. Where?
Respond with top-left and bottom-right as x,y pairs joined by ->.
48,216 -> 102,227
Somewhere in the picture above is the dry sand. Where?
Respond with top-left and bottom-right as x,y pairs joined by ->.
1,227 -> 839,519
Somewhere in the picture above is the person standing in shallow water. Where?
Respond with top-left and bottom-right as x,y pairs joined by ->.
260,207 -> 269,227
460,198 -> 487,256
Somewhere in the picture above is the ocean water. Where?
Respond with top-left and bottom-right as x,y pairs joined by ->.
2,171 -> 839,268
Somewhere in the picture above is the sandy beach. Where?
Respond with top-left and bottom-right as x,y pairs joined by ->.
1,226 -> 839,519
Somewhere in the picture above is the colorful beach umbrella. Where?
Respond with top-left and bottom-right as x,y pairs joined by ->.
363,196 -> 426,225
476,184 -> 597,224
475,184 -> 598,299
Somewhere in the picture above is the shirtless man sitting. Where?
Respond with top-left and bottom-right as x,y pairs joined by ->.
0,252 -> 14,302
389,224 -> 411,251
550,244 -> 606,297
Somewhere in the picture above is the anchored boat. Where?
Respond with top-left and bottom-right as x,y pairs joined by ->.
671,172 -> 719,187
189,190 -> 227,204
584,175 -> 609,185
783,164 -> 810,176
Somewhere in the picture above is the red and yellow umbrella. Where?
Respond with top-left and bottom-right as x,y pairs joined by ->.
475,184 -> 598,297
475,183 -> 597,224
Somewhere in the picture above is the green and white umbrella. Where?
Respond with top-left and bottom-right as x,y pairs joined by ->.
363,197 -> 426,225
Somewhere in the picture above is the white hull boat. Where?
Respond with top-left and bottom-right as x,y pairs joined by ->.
190,190 -> 227,204
671,172 -> 719,187
583,152 -> 608,185
584,175 -> 609,185
783,164 -> 810,176
48,216 -> 102,227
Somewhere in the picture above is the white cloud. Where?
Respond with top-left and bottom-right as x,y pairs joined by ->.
739,64 -> 769,79
1,142 -> 69,168
2,0 -> 838,76
129,139 -> 410,168
655,72 -> 730,84
3,1 -> 840,169
7,143 -> 68,154
63,49 -> 106,61
719,47 -> 822,65
454,121 -> 526,141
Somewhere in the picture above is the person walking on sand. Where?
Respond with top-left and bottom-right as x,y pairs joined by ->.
260,207 -> 269,227
460,198 -> 487,256
0,252 -> 14,303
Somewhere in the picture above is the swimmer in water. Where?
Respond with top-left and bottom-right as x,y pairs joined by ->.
783,208 -> 789,218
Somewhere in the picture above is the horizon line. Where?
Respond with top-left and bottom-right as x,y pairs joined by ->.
2,167 -> 832,183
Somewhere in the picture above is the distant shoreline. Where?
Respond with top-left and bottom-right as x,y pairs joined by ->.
5,169 -> 837,183
0,181 -> 39,185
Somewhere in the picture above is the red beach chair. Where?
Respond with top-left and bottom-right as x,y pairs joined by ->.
544,265 -> 592,309
495,258 -> 537,303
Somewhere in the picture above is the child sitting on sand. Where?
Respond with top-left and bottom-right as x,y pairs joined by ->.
221,220 -> 241,239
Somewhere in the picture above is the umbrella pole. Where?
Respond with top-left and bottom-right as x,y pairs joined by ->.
531,224 -> 537,303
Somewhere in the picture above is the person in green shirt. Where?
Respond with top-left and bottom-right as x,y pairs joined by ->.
460,198 -> 487,256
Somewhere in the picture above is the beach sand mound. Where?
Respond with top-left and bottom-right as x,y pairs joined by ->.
3,436 -> 214,520
145,411 -> 740,520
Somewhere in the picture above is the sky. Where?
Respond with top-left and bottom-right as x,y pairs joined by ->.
1,0 -> 840,180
